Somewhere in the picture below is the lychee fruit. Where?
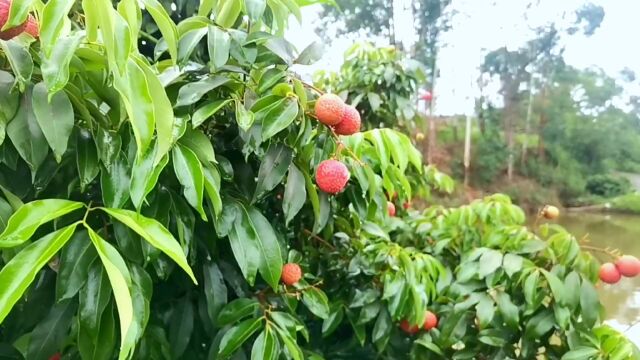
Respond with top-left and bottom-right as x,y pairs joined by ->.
416,132 -> 425,141
542,205 -> 559,220
24,14 -> 38,38
387,201 -> 396,217
333,105 -> 361,135
315,159 -> 349,194
615,255 -> 640,278
423,311 -> 438,331
0,0 -> 28,41
399,319 -> 420,335
314,94 -> 344,126
281,263 -> 302,286
403,202 -> 411,210
599,263 -> 621,284
48,354 -> 61,360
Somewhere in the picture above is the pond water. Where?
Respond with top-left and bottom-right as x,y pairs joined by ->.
560,212 -> 640,346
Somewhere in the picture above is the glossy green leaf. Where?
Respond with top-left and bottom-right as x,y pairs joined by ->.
262,97 -> 298,140
175,76 -> 229,107
496,292 -> 519,328
295,41 -> 323,65
561,347 -> 599,360
26,299 -> 76,360
502,253 -> 524,277
100,154 -> 131,208
251,327 -> 279,360
6,87 -> 48,172
322,305 -> 344,337
130,142 -> 169,210
478,249 -> 503,278
192,99 -> 232,128
86,226 -> 137,360
542,269 -> 566,306
169,298 -> 194,359
100,207 -> 197,283
524,270 -> 539,305
78,263 -> 112,344
254,143 -> 292,201
0,224 -> 77,324
215,0 -> 242,28
204,262 -> 228,326
372,308 -> 392,350
564,271 -> 581,309
264,37 -> 295,65
32,83 -> 74,162
218,317 -> 262,357
40,0 -> 75,56
179,128 -> 216,165
177,27 -> 209,63
580,280 -> 599,328
245,0 -> 266,21
283,164 -> 306,225
76,130 -> 100,191
273,325 -> 303,360
3,0 -> 34,30
476,294 -> 495,328
41,32 -> 84,93
203,165 -> 223,217
235,99 -> 255,131
302,287 -> 330,319
142,0 -> 179,63
217,298 -> 260,326
0,199 -> 82,248
172,144 -> 207,220
78,301 -> 116,360
0,41 -> 33,88
525,310 -> 555,339
208,25 -> 231,69
56,229 -> 98,300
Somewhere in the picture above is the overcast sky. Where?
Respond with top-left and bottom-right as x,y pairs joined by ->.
286,0 -> 640,116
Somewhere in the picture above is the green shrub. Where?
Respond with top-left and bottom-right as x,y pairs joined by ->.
586,174 -> 632,197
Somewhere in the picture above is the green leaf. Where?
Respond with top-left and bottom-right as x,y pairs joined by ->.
41,32 -> 84,94
302,287 -> 330,319
561,347 -> 599,360
178,27 -> 209,63
56,229 -> 97,300
141,0 -> 179,63
253,143 -> 293,201
100,207 -> 197,284
542,269 -> 566,306
476,294 -> 495,328
0,224 -> 77,323
368,92 -> 381,111
219,317 -> 262,357
129,142 -> 169,210
245,0 -> 266,21
31,83 -> 74,162
0,199 -> 83,248
26,299 -> 76,360
217,298 -> 260,326
175,76 -> 229,107
6,87 -> 48,172
235,99 -> 255,131
215,0 -> 242,28
204,262 -> 228,326
100,153 -> 131,208
283,164 -> 306,225
179,128 -> 216,165
580,280 -> 599,328
502,253 -> 523,277
3,0 -> 34,30
372,308 -> 392,350
295,41 -> 323,65
192,99 -> 232,128
495,291 -> 519,329
525,310 -> 555,339
172,144 -> 207,220
199,0 -> 215,16
40,0 -> 75,56
261,97 -> 299,141
78,262 -> 112,344
86,226 -> 137,360
251,327 -> 279,360
322,305 -> 344,337
273,325 -> 303,360
203,165 -> 223,218
564,271 -> 581,309
264,38 -> 295,65
208,25 -> 231,69
0,38 -> 32,89
478,249 -> 503,278
524,270 -> 539,306
246,206 -> 284,290
78,301 -> 116,360
169,298 -> 194,359
76,130 -> 100,191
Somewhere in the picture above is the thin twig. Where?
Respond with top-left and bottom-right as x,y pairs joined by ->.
139,30 -> 159,44
580,245 -> 619,260
301,81 -> 325,95
303,228 -> 336,251
306,111 -> 366,166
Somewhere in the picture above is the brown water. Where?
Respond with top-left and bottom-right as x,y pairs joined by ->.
560,212 -> 640,345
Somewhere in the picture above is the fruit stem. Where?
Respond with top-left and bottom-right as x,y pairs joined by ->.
579,244 -> 619,260
301,81 -> 325,95
328,127 -> 366,166
303,228 -> 336,250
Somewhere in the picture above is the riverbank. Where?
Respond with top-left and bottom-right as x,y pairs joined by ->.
567,193 -> 640,214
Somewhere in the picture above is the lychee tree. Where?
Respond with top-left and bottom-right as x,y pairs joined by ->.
0,1 -> 638,360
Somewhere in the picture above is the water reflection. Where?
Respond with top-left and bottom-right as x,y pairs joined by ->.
560,212 -> 640,345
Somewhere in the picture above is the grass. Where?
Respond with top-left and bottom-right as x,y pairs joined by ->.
610,192 -> 640,213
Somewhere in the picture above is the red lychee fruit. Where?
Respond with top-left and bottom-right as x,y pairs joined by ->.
0,0 -> 27,41
314,94 -> 344,126
403,202 -> 410,210
281,263 -> 302,286
599,262 -> 622,284
315,159 -> 349,194
387,201 -> 396,217
333,105 -> 361,135
48,353 -> 61,360
423,311 -> 438,331
615,255 -> 640,278
399,319 -> 420,335
24,14 -> 38,38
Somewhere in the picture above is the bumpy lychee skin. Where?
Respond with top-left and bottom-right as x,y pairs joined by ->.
48,353 -> 61,360
281,263 -> 302,286
423,311 -> 438,331
599,262 -> 622,284
24,14 -> 38,38
0,0 -> 27,41
399,319 -> 420,335
333,105 -> 361,135
315,160 -> 349,194
315,94 -> 345,126
387,201 -> 396,217
615,255 -> 640,278
542,205 -> 559,220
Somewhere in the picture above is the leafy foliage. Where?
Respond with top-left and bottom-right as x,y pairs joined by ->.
0,1 -> 637,360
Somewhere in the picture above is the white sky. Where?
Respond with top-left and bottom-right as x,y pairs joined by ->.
286,0 -> 640,116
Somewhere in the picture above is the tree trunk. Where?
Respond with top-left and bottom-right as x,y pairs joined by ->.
537,87 -> 547,162
521,79 -> 535,166
426,58 -> 437,164
464,115 -> 472,187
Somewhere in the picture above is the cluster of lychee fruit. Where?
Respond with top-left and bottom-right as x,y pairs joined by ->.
313,94 -> 362,195
0,0 -> 39,40
599,255 -> 640,284
399,310 -> 438,335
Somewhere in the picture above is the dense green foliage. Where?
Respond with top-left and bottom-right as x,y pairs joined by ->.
0,1 -> 637,360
